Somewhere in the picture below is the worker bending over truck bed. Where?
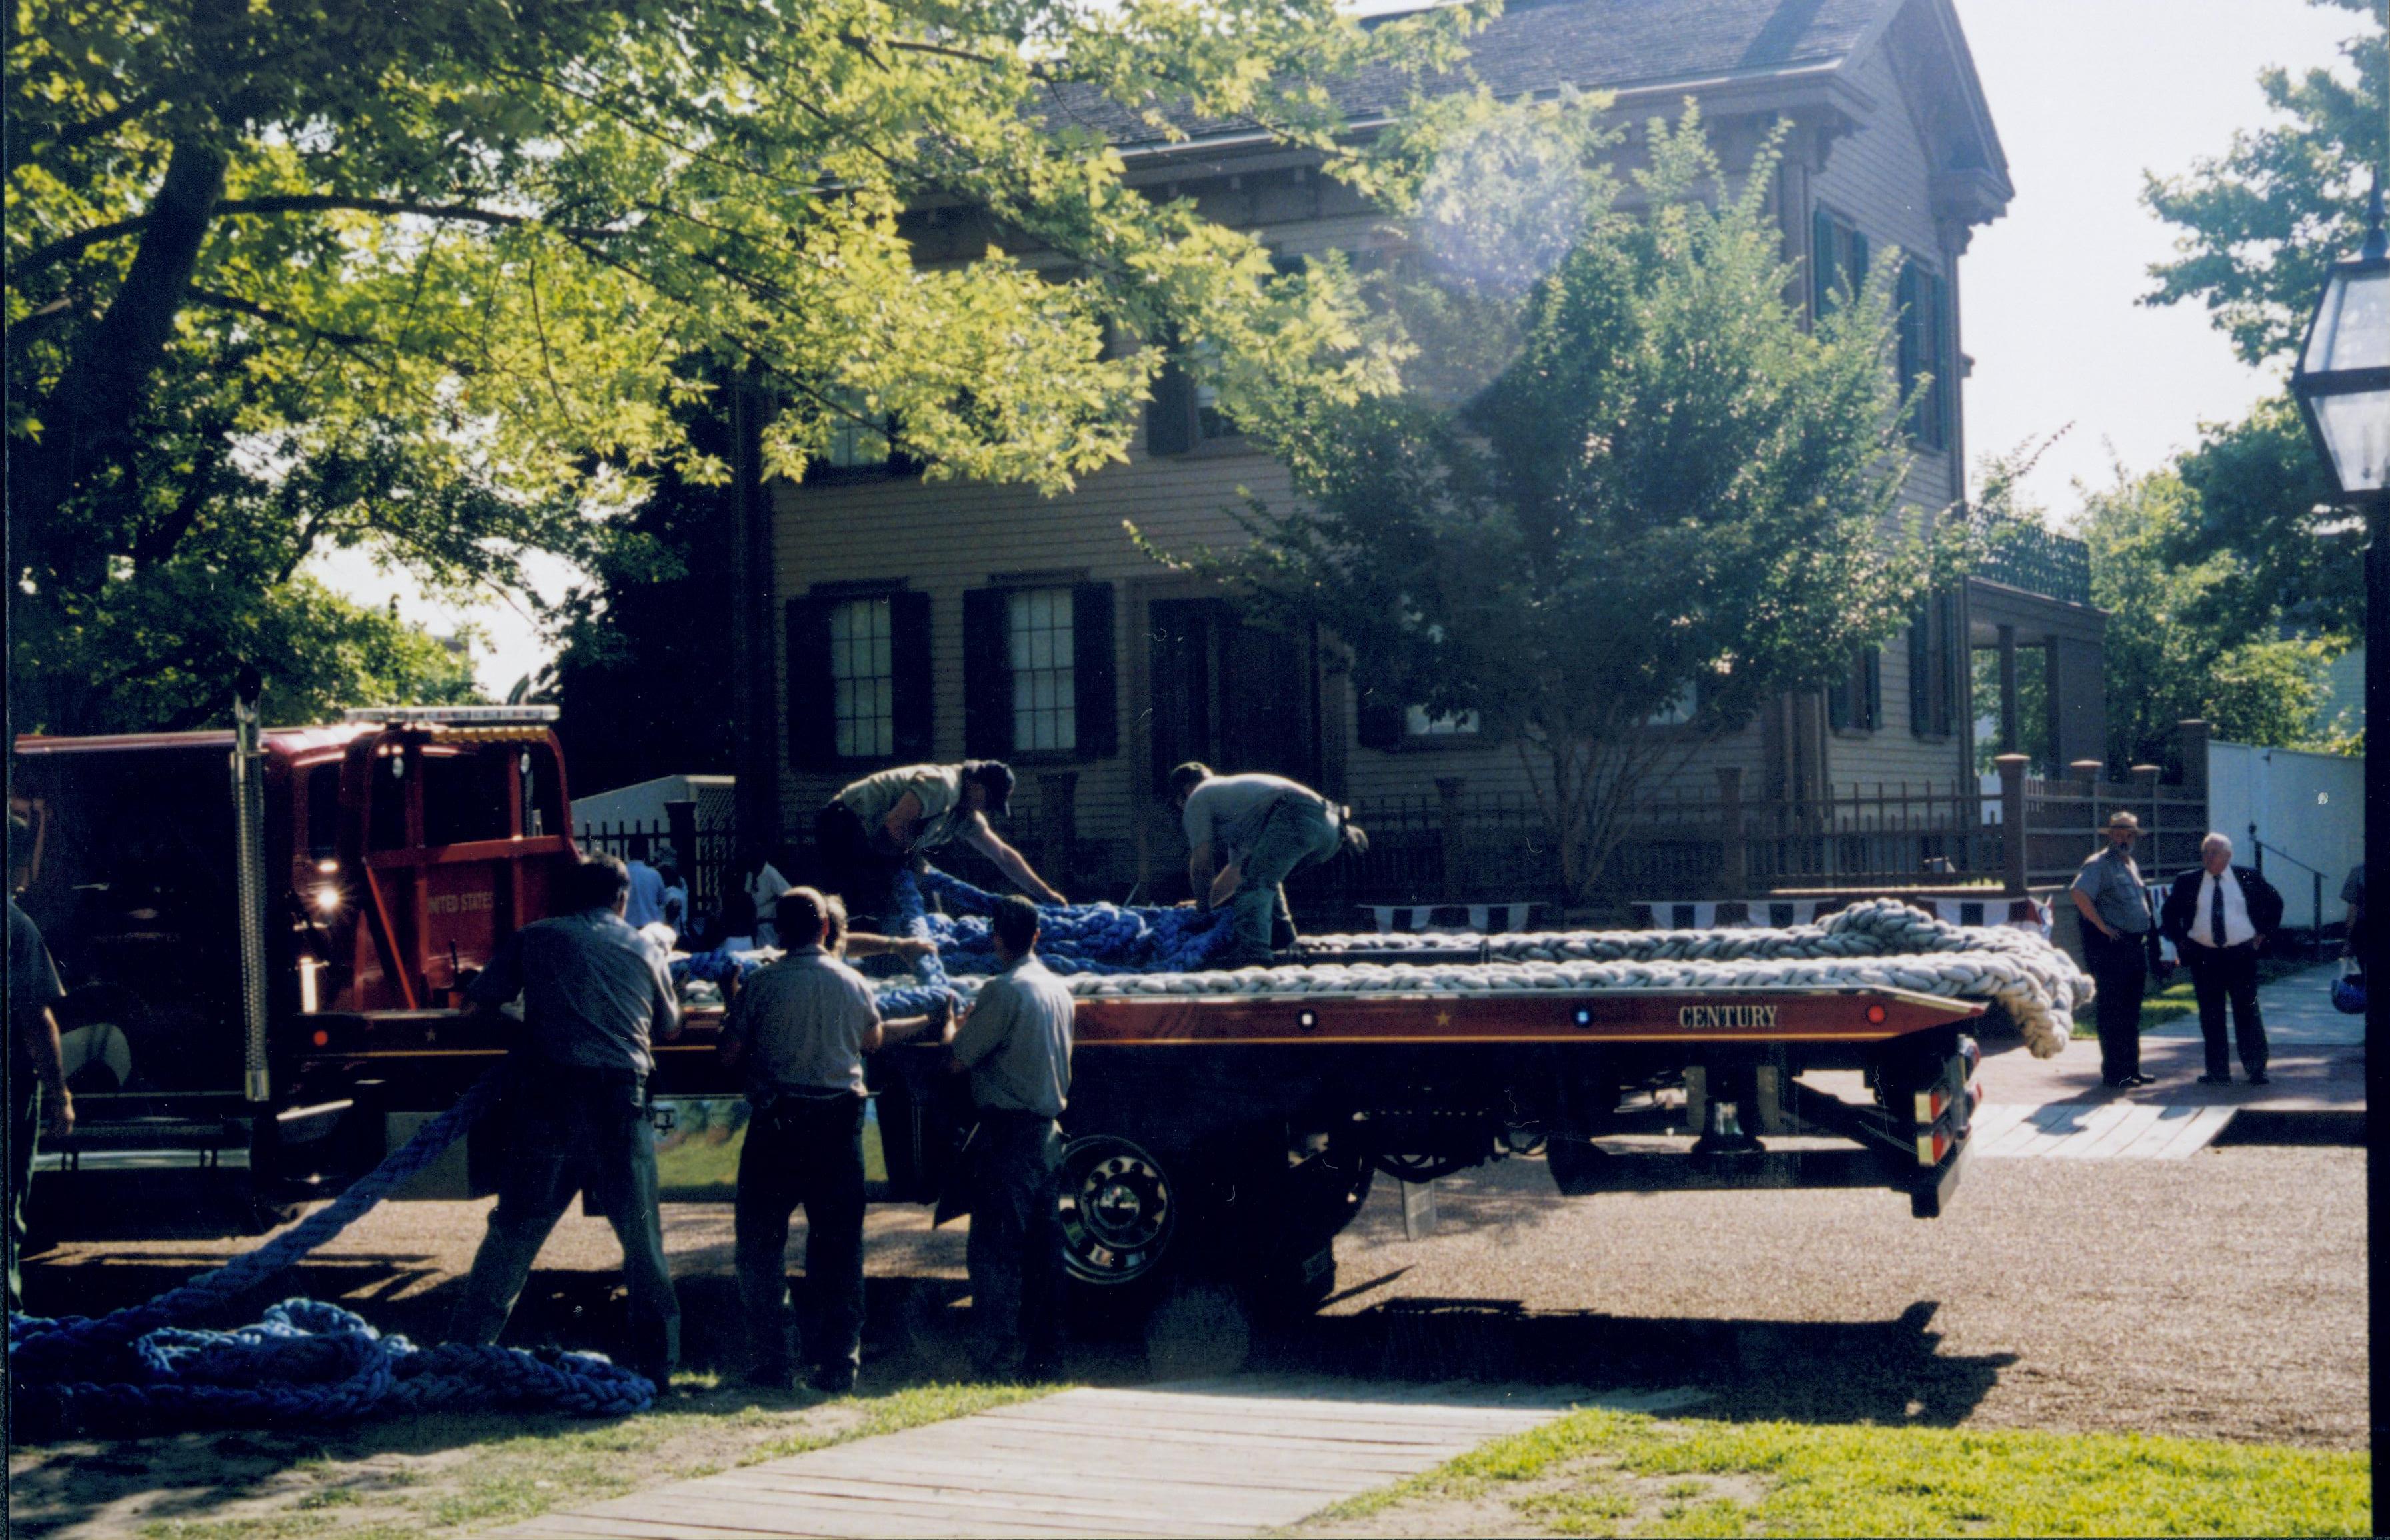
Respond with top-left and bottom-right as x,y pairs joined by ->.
1170,762 -> 1368,967
818,760 -> 1065,926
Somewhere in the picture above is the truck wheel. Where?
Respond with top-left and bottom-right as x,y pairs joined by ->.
1056,1132 -> 1180,1292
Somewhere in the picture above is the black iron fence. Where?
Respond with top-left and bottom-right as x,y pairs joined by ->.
575,816 -> 738,921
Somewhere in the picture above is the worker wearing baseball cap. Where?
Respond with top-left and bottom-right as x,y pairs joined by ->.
2069,809 -> 2159,1090
817,761 -> 1064,926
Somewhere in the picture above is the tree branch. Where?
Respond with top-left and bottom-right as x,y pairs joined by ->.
13,194 -> 612,282
187,285 -> 387,352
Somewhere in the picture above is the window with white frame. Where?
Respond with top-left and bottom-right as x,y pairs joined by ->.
829,597 -> 894,758
822,385 -> 892,469
1648,682 -> 1697,726
1404,705 -> 1481,737
1008,588 -> 1077,752
1190,339 -> 1240,442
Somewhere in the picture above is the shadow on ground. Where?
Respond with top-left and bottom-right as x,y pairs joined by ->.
13,1237 -> 2011,1538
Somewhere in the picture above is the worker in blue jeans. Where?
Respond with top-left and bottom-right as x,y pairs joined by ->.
448,853 -> 684,1390
1171,763 -> 1368,967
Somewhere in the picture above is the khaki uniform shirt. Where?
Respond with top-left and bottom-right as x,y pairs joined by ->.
2072,845 -> 2153,935
950,954 -> 1073,1118
839,765 -> 972,854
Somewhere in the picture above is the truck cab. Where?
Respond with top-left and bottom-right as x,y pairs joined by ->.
10,707 -> 587,1209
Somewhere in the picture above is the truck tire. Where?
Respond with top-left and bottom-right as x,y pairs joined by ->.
1057,1131 -> 1184,1302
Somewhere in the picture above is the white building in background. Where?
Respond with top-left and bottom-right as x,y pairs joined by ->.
2205,742 -> 2365,935
571,773 -> 736,839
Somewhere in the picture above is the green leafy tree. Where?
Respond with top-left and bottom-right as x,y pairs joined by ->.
1141,103 -> 1957,901
2081,468 -> 2335,768
7,0 -> 1471,732
2169,395 -> 2356,637
2143,0 -> 2387,366
2139,0 -> 2380,658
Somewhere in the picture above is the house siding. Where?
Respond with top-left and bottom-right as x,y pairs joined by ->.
1809,34 -> 1971,793
769,8 -> 2004,894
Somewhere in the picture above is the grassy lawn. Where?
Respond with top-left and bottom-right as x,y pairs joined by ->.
2139,956 -> 2316,1032
1302,1406 -> 2371,1538
115,1379 -> 1046,1540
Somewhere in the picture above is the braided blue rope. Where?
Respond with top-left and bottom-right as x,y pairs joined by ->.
9,1066 -> 655,1437
892,868 -> 1236,986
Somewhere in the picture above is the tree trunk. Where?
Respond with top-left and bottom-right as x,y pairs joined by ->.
8,135 -> 229,591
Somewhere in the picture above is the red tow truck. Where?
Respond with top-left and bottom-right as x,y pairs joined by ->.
12,703 -> 1985,1311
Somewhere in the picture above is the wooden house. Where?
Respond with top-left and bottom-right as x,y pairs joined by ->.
752,0 -> 2107,904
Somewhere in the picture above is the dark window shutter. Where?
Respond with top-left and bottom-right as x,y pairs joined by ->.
1071,581 -> 1117,760
1909,609 -> 1932,736
1355,686 -> 1404,750
1863,648 -> 1883,730
1827,662 -> 1851,732
1897,263 -> 1922,412
1936,594 -> 1959,736
786,597 -> 836,768
1927,272 -> 1951,450
890,590 -> 933,761
962,587 -> 1012,757
1147,360 -> 1196,456
1811,209 -> 1836,318
1848,230 -> 1869,289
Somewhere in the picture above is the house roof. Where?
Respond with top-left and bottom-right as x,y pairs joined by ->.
1045,0 -> 1901,150
1042,0 -> 2011,220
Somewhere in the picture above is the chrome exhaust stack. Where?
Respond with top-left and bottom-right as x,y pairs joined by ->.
231,666 -> 271,1104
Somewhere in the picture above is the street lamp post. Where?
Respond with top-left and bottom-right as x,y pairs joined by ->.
2285,177 -> 2389,1533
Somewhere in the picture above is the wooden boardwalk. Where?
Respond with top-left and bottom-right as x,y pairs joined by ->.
1970,1102 -> 2235,1160
505,1376 -> 1682,1539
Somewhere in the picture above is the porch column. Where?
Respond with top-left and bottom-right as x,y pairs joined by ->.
1997,624 -> 2019,754
1997,753 -> 2029,896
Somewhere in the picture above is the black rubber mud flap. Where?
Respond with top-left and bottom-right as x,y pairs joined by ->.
1909,1138 -> 1967,1219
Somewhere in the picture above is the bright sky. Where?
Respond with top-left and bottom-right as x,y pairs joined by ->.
321,0 -> 2363,695
1951,0 -> 2358,520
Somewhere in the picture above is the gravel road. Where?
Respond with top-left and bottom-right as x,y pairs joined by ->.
21,1142 -> 2364,1450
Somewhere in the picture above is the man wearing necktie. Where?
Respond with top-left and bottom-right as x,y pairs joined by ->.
2161,833 -> 2285,1086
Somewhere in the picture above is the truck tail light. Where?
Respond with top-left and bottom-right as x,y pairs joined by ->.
1865,1004 -> 1888,1025
1915,1128 -> 1953,1167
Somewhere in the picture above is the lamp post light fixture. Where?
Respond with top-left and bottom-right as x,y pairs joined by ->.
2286,175 -> 2388,1535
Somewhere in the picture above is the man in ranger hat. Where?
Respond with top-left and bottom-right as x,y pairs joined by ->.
2069,810 -> 2160,1089
816,761 -> 1064,926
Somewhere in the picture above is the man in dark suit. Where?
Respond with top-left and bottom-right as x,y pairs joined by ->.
2161,832 -> 2285,1086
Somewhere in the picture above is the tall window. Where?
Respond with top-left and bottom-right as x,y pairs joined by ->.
1008,588 -> 1076,752
1811,209 -> 1870,319
829,597 -> 894,758
1827,648 -> 1882,732
1648,682 -> 1698,726
822,385 -> 892,470
1897,262 -> 1953,450
1190,339 -> 1239,442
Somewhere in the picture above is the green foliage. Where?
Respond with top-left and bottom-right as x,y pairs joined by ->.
1140,103 -> 1949,900
7,0 -> 1478,732
2081,468 -> 2336,768
2169,394 -> 2358,638
2143,0 -> 2387,366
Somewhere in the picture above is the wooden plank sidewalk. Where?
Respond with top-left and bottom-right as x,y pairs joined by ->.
1971,1103 -> 2235,1161
505,1376 -> 1694,1539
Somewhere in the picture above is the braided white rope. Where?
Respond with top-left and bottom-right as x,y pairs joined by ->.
898,899 -> 2091,1058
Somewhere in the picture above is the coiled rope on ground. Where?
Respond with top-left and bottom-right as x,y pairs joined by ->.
7,1067 -> 656,1439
